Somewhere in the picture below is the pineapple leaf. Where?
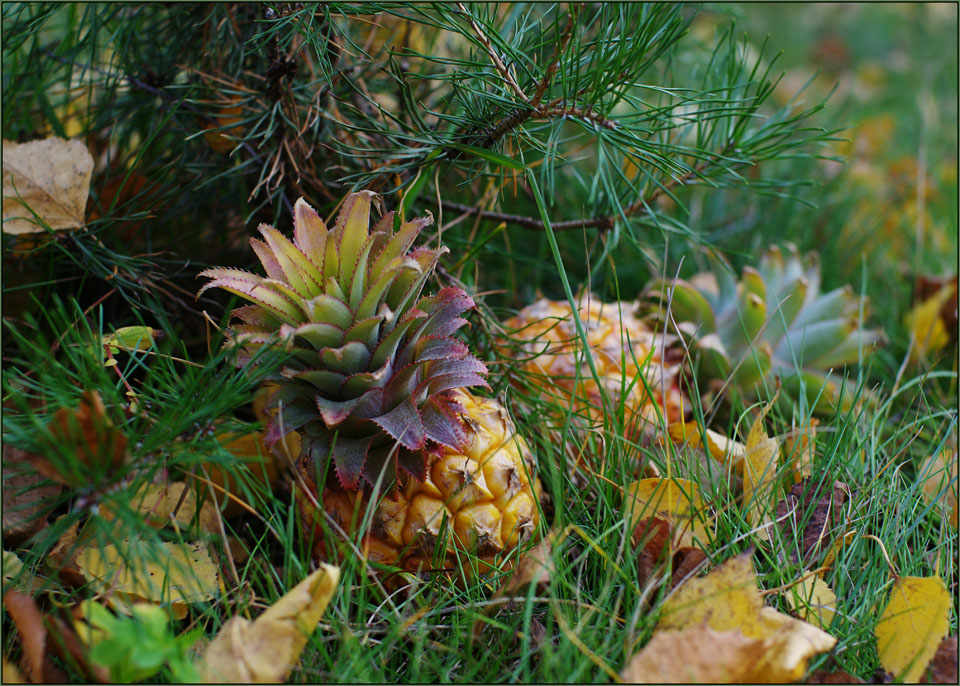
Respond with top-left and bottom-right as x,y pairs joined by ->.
292,198 -> 328,257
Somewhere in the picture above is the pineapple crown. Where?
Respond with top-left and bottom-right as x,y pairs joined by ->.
198,192 -> 488,491
643,243 -> 886,412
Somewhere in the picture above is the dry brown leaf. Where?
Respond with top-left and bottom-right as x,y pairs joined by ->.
2,444 -> 61,545
76,540 -> 220,620
670,547 -> 708,590
875,575 -> 951,683
776,478 -> 849,564
625,478 -> 713,549
496,535 -> 553,597
198,563 -> 339,683
622,622 -> 767,683
923,636 -> 958,684
632,517 -> 671,587
2,137 -> 93,235
34,391 -> 127,489
807,668 -> 865,683
3,590 -> 66,683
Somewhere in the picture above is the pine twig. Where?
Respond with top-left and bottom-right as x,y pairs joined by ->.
456,2 -> 529,103
440,153 -> 717,233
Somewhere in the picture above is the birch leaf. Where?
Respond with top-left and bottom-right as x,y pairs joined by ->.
77,540 -> 219,620
656,553 -> 836,682
918,449 -> 957,528
743,402 -> 780,540
198,564 -> 339,683
626,478 -> 713,549
2,137 -> 93,234
875,575 -> 950,683
786,575 -> 838,630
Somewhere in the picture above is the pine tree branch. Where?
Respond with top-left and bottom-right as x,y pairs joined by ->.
455,2 -> 529,103
441,151 -> 724,233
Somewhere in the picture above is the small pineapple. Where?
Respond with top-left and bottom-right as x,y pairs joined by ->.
199,192 -> 540,581
642,244 -> 886,414
500,294 -> 688,438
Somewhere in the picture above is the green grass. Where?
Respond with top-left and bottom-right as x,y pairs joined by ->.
2,2 -> 956,684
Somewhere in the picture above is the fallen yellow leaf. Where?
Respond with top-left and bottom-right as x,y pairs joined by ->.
743,402 -> 780,540
906,283 -> 956,363
918,449 -> 958,528
820,530 -> 855,573
786,575 -> 838,630
77,540 -> 220,620
656,553 -> 836,681
2,137 -> 93,234
784,418 -> 819,482
135,481 -> 219,534
198,563 -> 339,683
622,623 -> 767,683
625,478 -> 713,549
875,575 -> 951,683
667,422 -> 746,464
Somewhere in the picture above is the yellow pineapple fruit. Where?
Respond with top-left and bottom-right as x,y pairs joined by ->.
199,192 -> 542,585
300,389 -> 541,581
501,294 -> 688,439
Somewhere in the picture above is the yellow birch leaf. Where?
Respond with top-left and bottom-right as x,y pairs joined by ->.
875,575 -> 951,683
743,404 -> 780,540
657,553 -> 762,634
819,530 -> 856,574
2,137 -> 93,234
622,623 -> 767,683
918,449 -> 958,528
198,563 -> 339,683
667,422 -> 746,464
77,540 -> 220,619
906,285 -> 955,363
785,418 -> 819,483
625,478 -> 713,549
786,575 -> 838,630
655,553 -> 836,681
101,481 -> 219,535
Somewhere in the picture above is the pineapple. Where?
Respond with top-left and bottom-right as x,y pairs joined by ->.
642,243 -> 886,414
500,294 -> 688,438
198,192 -> 540,581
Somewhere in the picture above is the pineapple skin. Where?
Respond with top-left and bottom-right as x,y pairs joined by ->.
501,296 -> 687,436
297,390 -> 542,581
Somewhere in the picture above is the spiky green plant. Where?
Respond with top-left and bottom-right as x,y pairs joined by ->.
644,243 -> 887,414
198,192 -> 488,492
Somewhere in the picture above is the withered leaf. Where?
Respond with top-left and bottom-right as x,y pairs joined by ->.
633,517 -> 671,587
775,477 -> 849,564
198,563 -> 339,683
923,636 -> 958,684
622,623 -> 767,683
2,444 -> 61,545
3,590 -> 66,683
2,137 -> 94,235
807,668 -> 865,683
